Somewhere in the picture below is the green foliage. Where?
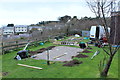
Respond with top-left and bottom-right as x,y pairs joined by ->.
4,50 -> 11,54
20,37 -> 25,40
58,15 -> 71,23
80,16 -> 101,20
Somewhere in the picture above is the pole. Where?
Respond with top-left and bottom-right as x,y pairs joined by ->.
47,49 -> 50,65
1,27 -> 3,55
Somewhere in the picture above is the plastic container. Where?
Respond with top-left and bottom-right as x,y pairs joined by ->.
39,43 -> 44,45
84,37 -> 89,39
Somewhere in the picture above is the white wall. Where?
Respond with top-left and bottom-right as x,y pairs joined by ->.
15,25 -> 28,33
3,27 -> 14,35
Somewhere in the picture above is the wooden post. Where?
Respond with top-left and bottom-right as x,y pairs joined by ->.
47,49 -> 50,65
16,41 -> 18,49
17,63 -> 43,70
1,42 -> 4,55
1,27 -> 4,55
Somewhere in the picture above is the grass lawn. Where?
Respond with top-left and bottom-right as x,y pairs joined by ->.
0,55 -> 2,79
1,38 -> 119,78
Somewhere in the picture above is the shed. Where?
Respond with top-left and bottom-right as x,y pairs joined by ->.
82,31 -> 90,37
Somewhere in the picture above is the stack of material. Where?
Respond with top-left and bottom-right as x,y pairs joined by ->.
53,41 -> 77,46
61,41 -> 75,45
53,41 -> 61,45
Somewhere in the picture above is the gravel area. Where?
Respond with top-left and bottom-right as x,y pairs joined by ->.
33,46 -> 83,61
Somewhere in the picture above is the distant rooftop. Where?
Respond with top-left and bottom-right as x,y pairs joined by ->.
15,25 -> 28,27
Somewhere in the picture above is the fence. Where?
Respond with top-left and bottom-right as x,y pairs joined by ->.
0,39 -> 47,55
0,33 -> 66,55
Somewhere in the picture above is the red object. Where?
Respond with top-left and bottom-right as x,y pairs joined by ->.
103,37 -> 107,42
98,44 -> 101,48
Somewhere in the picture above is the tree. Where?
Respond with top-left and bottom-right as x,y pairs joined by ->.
7,24 -> 14,27
73,16 -> 77,19
86,0 -> 120,77
58,15 -> 71,23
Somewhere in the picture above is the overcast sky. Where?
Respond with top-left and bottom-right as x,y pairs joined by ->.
0,0 -> 95,27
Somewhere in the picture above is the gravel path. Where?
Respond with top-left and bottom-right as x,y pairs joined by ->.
33,46 -> 83,61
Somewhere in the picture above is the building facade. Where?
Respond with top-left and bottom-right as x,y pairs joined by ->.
15,25 -> 28,33
3,26 -> 14,35
2,24 -> 29,36
29,26 -> 43,31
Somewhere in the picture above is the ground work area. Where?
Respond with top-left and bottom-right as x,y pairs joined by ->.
33,46 -> 83,61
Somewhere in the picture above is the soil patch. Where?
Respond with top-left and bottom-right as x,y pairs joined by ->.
82,50 -> 92,53
86,47 -> 92,49
63,61 -> 68,63
46,46 -> 56,50
2,72 -> 9,76
29,46 -> 56,55
63,59 -> 83,67
72,54 -> 89,58
36,48 -> 46,53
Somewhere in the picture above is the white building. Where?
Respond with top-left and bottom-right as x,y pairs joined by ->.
3,26 -> 14,35
15,25 -> 28,33
29,26 -> 43,31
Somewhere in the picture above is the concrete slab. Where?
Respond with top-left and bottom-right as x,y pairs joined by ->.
33,46 -> 83,61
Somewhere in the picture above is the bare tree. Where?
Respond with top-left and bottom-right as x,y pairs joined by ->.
86,0 -> 120,77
